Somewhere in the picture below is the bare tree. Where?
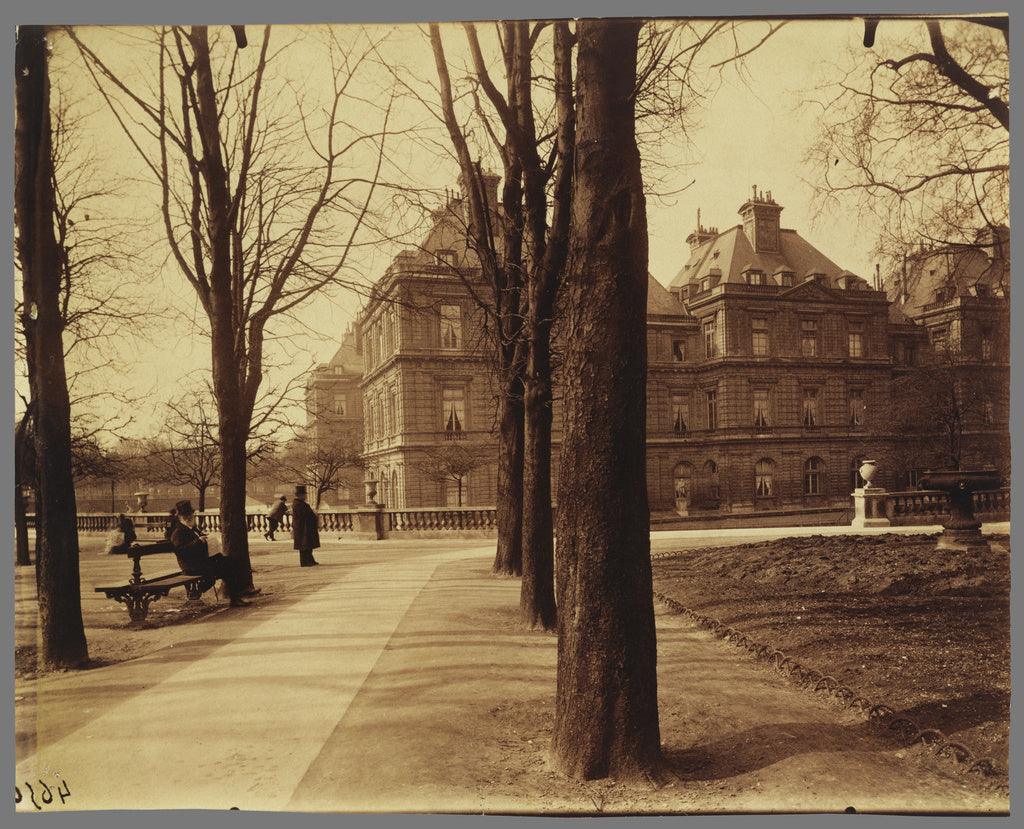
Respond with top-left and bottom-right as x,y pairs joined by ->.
431,21 -> 572,626
552,19 -> 664,783
810,17 -> 1008,266
415,440 -> 492,508
15,24 -> 89,669
271,429 -> 365,510
887,340 -> 1009,476
430,24 -> 528,578
152,391 -> 222,511
69,25 -> 393,591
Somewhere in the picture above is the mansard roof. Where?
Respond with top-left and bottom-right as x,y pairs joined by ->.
670,223 -> 848,292
891,236 -> 1010,318
325,329 -> 363,375
647,274 -> 691,318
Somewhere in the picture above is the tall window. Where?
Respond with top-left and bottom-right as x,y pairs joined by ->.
751,317 -> 769,356
671,395 -> 689,434
848,320 -> 864,357
804,457 -> 823,495
442,387 -> 465,439
704,318 -> 717,358
849,388 -> 865,427
753,388 -> 770,428
706,389 -> 718,430
333,394 -> 346,416
802,388 -> 819,427
851,457 -> 865,491
440,305 -> 462,349
704,459 -> 721,500
755,459 -> 774,497
800,319 -> 818,357
388,388 -> 398,435
672,339 -> 686,362
981,328 -> 993,360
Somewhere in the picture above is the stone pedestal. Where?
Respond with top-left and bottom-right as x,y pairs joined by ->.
353,503 -> 387,540
851,486 -> 890,528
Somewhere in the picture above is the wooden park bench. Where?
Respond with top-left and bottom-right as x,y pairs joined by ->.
95,540 -> 215,624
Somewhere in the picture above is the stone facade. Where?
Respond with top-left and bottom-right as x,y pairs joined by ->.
306,183 -> 1009,519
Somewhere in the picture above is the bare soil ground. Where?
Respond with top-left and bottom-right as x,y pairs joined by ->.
16,533 -> 1010,813
651,533 -> 1011,794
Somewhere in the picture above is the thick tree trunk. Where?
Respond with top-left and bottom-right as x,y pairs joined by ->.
551,19 -> 663,782
494,383 -> 524,575
15,25 -> 89,669
191,26 -> 255,589
519,21 -> 573,630
520,366 -> 556,628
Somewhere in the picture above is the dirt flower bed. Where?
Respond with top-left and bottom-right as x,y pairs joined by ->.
651,533 -> 1011,788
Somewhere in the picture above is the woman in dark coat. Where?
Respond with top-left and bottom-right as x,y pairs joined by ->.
291,485 -> 320,567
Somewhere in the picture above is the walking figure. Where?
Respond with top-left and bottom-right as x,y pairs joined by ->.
265,495 -> 288,541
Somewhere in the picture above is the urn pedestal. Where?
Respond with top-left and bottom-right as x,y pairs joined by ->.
920,469 -> 1001,553
851,460 -> 889,528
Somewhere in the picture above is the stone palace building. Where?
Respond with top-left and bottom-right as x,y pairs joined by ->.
306,180 -> 1010,522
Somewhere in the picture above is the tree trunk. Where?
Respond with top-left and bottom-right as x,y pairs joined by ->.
494,385 -> 524,575
551,19 -> 663,782
15,25 -> 89,669
520,368 -> 556,629
519,21 -> 574,630
190,26 -> 255,590
15,407 -> 33,567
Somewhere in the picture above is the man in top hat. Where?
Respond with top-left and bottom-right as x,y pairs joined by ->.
169,500 -> 252,607
265,494 -> 288,541
291,485 -> 320,567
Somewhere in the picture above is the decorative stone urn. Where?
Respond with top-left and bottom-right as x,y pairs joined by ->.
920,469 -> 1002,552
851,460 -> 888,528
133,491 -> 149,513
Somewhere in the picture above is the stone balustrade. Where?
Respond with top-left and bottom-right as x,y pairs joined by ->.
39,490 -> 1007,539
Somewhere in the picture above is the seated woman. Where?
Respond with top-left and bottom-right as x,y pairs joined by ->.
107,513 -> 137,555
169,500 -> 251,608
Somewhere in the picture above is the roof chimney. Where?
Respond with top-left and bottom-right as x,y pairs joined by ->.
739,186 -> 783,253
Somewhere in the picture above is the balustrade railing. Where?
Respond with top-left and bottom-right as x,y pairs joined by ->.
387,507 -> 497,533
886,488 -> 1010,525
37,490 -> 1007,537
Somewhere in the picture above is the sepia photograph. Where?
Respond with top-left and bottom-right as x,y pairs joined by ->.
12,2 -> 1011,817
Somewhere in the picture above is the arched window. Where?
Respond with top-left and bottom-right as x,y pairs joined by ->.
392,470 -> 400,509
755,458 -> 775,497
804,457 -> 824,495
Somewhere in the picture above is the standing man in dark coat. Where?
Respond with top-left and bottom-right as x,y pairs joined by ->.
170,500 -> 252,606
291,485 -> 320,567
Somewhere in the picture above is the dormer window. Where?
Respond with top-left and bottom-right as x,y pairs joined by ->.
743,270 -> 766,285
777,271 -> 794,287
436,249 -> 457,267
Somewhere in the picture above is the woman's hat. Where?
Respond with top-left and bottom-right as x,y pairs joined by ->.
279,495 -> 288,501
175,499 -> 195,516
